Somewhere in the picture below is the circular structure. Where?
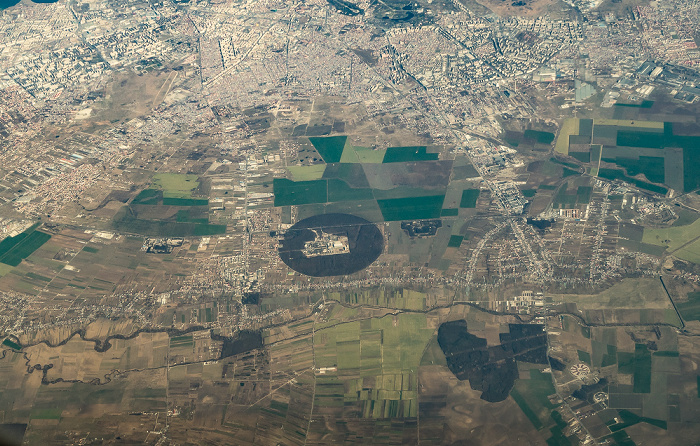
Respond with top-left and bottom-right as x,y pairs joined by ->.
593,392 -> 608,404
278,213 -> 384,277
570,363 -> 591,379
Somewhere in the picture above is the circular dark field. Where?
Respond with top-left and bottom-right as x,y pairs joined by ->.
278,213 -> 383,277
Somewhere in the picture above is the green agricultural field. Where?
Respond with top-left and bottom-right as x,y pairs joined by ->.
152,173 -> 200,198
328,288 -> 426,310
2,338 -> 21,350
677,291 -> 700,322
0,228 -> 51,267
441,208 -> 458,217
579,119 -> 593,138
510,369 -> 557,430
309,135 -> 347,163
382,146 -> 438,163
600,156 -> 665,184
594,119 -> 664,129
113,207 -> 226,236
287,164 -> 327,181
322,163 -> 371,188
577,350 -> 591,365
642,217 -> 700,252
273,178 -> 328,206
597,168 -> 668,195
459,189 -> 480,208
132,188 -> 162,205
377,195 -> 445,221
673,239 -> 700,264
326,179 -> 374,202
553,182 -> 591,209
162,197 -> 208,206
569,151 -> 590,163
555,118 -> 579,155
340,146 -> 387,163
524,130 -> 555,145
633,344 -> 652,393
447,235 -> 463,248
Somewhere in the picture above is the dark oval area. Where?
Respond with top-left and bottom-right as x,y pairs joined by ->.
278,213 -> 383,277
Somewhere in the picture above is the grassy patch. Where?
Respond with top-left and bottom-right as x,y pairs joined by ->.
152,173 -> 200,199
287,164 -> 327,181
555,118 -> 579,155
642,218 -> 700,252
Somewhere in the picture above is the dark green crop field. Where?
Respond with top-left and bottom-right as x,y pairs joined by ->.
523,129 -> 555,144
162,197 -> 209,206
327,179 -> 374,202
601,156 -> 665,184
447,235 -> 463,248
0,226 -> 51,267
382,146 -> 438,163
273,178 -> 328,206
459,189 -> 480,208
309,136 -> 347,163
377,195 -> 445,221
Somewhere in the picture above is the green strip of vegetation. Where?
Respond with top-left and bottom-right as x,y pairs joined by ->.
653,350 -> 679,357
163,197 -> 209,206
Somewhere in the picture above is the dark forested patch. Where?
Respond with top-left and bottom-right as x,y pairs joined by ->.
217,330 -> 263,359
437,320 -> 547,402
